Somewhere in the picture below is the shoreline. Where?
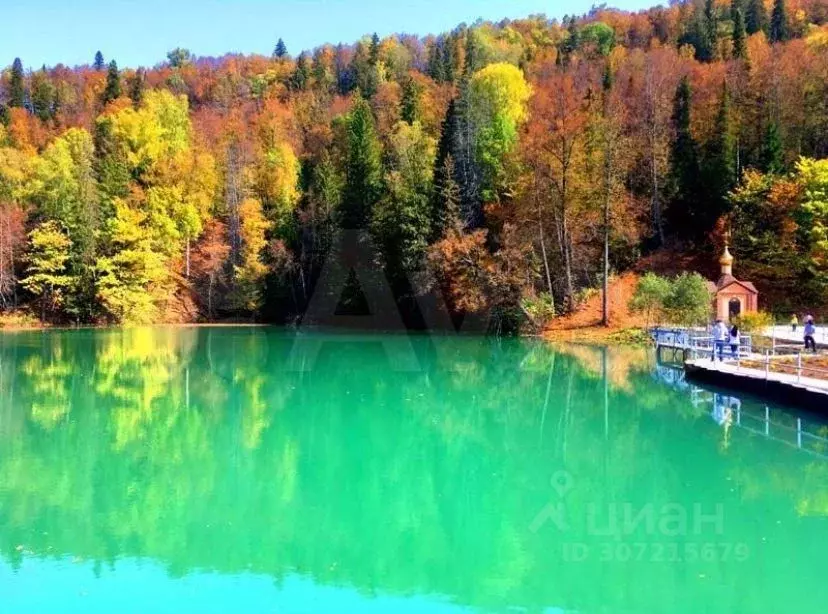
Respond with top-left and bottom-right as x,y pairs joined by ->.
543,326 -> 652,346
0,321 -> 272,333
2,318 -> 655,346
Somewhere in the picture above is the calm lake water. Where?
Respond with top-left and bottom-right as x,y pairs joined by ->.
1,327 -> 827,613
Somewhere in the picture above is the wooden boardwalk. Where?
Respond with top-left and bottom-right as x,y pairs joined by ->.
652,327 -> 828,409
685,356 -> 828,409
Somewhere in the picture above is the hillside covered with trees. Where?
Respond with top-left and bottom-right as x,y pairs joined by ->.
1,0 -> 827,329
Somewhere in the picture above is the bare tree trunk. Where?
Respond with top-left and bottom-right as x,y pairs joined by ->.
208,274 -> 214,319
562,211 -> 575,307
602,117 -> 614,327
226,142 -> 244,268
537,193 -> 555,302
185,237 -> 191,279
602,176 -> 610,327
650,138 -> 664,245
0,210 -> 6,310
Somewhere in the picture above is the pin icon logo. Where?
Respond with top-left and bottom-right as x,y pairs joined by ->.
529,470 -> 575,533
551,470 -> 574,498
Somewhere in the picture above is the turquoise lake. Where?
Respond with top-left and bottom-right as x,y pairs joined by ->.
0,327 -> 826,612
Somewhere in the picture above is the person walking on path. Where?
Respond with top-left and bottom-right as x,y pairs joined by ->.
713,320 -> 728,361
791,314 -> 799,332
804,318 -> 817,353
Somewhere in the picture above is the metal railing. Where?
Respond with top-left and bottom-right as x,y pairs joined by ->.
651,327 -> 753,359
734,351 -> 828,385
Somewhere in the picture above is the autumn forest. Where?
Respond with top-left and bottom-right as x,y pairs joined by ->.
1,0 -> 827,330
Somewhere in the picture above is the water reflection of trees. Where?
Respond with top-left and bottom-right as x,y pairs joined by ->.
0,330 -> 827,612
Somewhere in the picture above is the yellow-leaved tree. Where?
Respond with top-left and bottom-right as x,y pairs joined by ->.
233,197 -> 272,313
94,90 -> 216,323
466,62 -> 531,203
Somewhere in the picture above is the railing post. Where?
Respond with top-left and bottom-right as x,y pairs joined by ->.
765,351 -> 770,379
797,352 -> 802,383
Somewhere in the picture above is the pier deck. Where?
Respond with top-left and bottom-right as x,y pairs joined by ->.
651,327 -> 828,409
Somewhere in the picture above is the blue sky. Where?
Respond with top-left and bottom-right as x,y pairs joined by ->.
4,0 -> 656,69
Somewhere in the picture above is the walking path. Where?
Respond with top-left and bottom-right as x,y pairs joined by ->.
765,325 -> 828,348
686,358 -> 828,394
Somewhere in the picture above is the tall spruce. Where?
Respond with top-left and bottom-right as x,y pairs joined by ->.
401,78 -> 422,125
369,33 -> 381,66
128,68 -> 145,106
93,51 -> 105,71
732,6 -> 747,59
704,0 -> 719,61
342,95 -> 382,228
669,76 -> 701,236
558,16 -> 580,65
770,0 -> 789,42
427,41 -> 445,82
101,60 -> 121,105
703,82 -> 737,227
442,36 -> 457,83
745,0 -> 768,35
292,53 -> 310,91
464,29 -> 483,75
761,121 -> 785,174
274,38 -> 288,59
431,99 -> 461,240
31,68 -> 56,122
9,58 -> 25,108
679,2 -> 715,62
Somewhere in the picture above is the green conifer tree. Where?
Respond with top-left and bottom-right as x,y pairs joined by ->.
128,68 -> 145,106
669,77 -> 702,236
427,41 -> 445,82
761,121 -> 785,174
401,78 -> 422,125
9,58 -> 25,108
431,99 -> 461,240
274,38 -> 288,59
442,36 -> 457,83
369,33 -> 381,66
703,83 -> 737,226
342,95 -> 382,228
94,51 -> 105,71
704,0 -> 719,60
101,60 -> 121,105
31,68 -> 56,122
770,0 -> 789,43
292,53 -> 310,91
745,0 -> 768,35
732,6 -> 747,59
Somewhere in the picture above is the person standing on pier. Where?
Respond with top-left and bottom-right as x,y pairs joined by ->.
713,320 -> 728,361
804,317 -> 817,353
729,324 -> 740,358
791,314 -> 799,332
